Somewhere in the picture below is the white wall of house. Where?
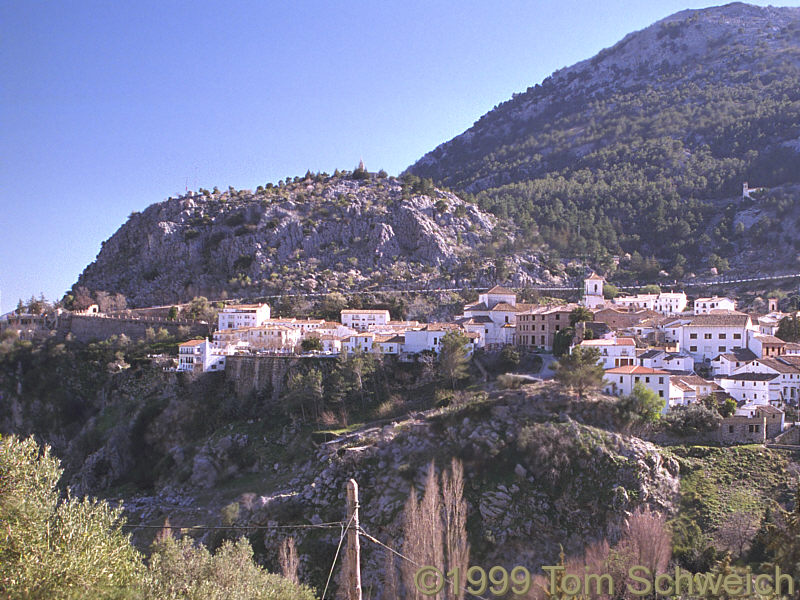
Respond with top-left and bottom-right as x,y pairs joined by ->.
341,310 -> 390,331
693,297 -> 736,314
716,375 -> 781,405
578,338 -> 636,369
603,367 -> 671,414
218,304 -> 271,330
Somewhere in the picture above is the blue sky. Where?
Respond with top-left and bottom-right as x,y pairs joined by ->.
2,0 -> 798,312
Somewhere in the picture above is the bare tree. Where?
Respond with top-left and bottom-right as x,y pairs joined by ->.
616,507 -> 671,597
401,460 -> 468,600
383,543 -> 400,600
442,458 -> 470,600
279,537 -> 299,585
714,510 -> 760,558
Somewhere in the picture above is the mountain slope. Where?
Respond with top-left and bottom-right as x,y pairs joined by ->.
75,172 -> 548,307
407,3 -> 800,278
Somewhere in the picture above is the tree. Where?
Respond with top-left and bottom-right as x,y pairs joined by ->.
0,435 -> 142,598
187,296 -> 215,322
167,306 -> 179,321
438,330 -> 471,390
499,345 -> 520,371
569,306 -> 593,327
618,382 -> 665,424
284,369 -> 324,422
401,460 -> 469,600
144,536 -> 316,600
552,327 -> 575,357
553,346 -> 605,399
640,284 -> 661,295
301,337 -> 323,352
777,315 -> 800,343
714,510 -> 760,558
603,283 -> 620,300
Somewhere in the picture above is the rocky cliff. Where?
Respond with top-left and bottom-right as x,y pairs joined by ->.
74,172 -> 551,308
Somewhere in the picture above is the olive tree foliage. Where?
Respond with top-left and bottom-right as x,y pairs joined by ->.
0,435 -> 143,599
0,435 -> 319,600
553,346 -> 605,399
143,536 -> 316,600
438,330 -> 471,390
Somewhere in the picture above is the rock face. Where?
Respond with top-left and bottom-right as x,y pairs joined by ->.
73,174 -> 547,307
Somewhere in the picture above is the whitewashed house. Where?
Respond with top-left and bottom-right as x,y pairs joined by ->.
676,313 -> 755,362
693,297 -> 736,314
341,309 -> 391,331
638,349 -> 694,372
710,348 -> 757,376
342,332 -> 376,353
716,372 -> 781,406
603,366 -> 671,412
462,286 -> 529,348
731,357 -> 800,405
578,337 -> 636,369
218,304 -> 271,330
177,339 -> 227,372
403,324 -> 464,354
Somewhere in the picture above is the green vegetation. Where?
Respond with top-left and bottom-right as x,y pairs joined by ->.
409,10 -> 800,278
552,346 -> 605,399
0,435 -> 317,599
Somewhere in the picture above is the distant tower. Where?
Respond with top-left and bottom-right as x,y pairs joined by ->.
582,272 -> 606,309
358,158 -> 366,171
769,298 -> 778,313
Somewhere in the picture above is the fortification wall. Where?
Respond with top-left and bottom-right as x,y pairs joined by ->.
59,314 -> 208,343
225,355 -> 337,400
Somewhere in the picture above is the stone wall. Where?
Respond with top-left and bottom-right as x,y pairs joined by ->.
58,314 -> 209,343
717,415 -> 767,444
225,354 -> 337,401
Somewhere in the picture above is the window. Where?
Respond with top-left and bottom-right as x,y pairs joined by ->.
555,325 -> 560,331
555,314 -> 560,320
719,333 -> 727,339
729,425 -> 734,433
635,376 -> 640,382
658,390 -> 663,397
541,336 -> 545,344
704,333 -> 712,339
659,377 -> 664,384
719,346 -> 726,352
645,376 -> 650,383
689,333 -> 698,340
690,346 -> 697,352
734,333 -> 742,340
619,376 -> 623,383
749,424 -> 754,433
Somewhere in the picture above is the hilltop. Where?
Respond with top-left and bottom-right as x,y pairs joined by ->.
407,3 -> 800,279
74,171 -> 554,307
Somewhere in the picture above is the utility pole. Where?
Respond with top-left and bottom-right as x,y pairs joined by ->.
344,479 -> 362,600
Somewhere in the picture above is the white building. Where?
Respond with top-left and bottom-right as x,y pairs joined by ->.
693,297 -> 736,314
582,273 -> 606,309
218,304 -> 271,330
716,372 -> 781,406
341,309 -> 391,331
710,348 -> 757,376
730,357 -> 800,405
403,324 -> 464,354
674,313 -> 755,362
177,339 -> 227,372
603,366 -> 671,413
462,286 -> 530,348
638,349 -> 694,373
578,337 -> 636,369
342,332 -> 376,353
613,291 -> 687,315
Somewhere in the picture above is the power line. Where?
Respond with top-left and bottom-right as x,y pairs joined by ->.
321,513 -> 355,600
120,521 -> 346,531
358,525 -> 491,600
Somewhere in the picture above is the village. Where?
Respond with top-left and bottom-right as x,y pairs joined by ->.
5,273 -> 800,445
165,275 -> 799,443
